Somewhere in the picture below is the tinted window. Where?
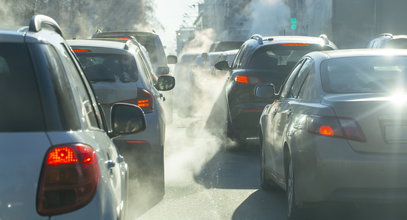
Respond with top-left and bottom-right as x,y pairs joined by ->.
321,56 -> 407,93
211,42 -> 243,52
0,43 -> 45,131
59,45 -> 99,128
287,59 -> 312,98
248,44 -> 331,69
280,59 -> 305,98
76,53 -> 139,83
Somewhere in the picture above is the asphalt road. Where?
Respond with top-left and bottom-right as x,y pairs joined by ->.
128,127 -> 407,220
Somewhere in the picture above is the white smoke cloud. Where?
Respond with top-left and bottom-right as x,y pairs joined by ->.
249,0 -> 291,36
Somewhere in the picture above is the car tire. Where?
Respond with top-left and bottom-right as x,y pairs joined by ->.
260,137 -> 279,190
226,118 -> 246,148
286,155 -> 307,220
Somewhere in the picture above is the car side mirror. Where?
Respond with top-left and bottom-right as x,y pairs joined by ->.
156,66 -> 170,76
167,55 -> 178,64
214,60 -> 230,71
110,104 -> 146,137
156,75 -> 175,91
255,84 -> 277,98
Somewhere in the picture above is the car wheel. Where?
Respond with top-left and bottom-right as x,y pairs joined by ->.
286,155 -> 306,220
260,138 -> 279,190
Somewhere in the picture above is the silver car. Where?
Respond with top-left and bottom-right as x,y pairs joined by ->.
257,49 -> 407,219
0,15 -> 145,219
69,39 -> 175,196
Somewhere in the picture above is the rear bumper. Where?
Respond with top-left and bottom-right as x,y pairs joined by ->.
293,134 -> 407,205
229,103 -> 266,138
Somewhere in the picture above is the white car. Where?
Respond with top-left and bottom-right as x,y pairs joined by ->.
0,15 -> 146,219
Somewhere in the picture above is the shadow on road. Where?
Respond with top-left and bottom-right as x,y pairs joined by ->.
195,145 -> 261,190
232,189 -> 287,220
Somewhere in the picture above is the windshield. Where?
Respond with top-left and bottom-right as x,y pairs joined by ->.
76,53 -> 138,83
321,56 -> 407,93
248,44 -> 331,69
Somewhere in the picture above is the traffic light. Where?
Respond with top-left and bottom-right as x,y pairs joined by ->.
290,17 -> 297,30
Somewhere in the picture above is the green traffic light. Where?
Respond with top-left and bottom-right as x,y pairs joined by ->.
290,18 -> 297,24
291,24 -> 297,30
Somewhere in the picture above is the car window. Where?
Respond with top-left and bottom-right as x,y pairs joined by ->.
286,58 -> 312,98
232,43 -> 248,69
280,59 -> 305,98
76,53 -> 139,83
321,56 -> 407,93
42,44 -> 81,130
248,44 -> 329,70
59,44 -> 100,129
0,43 -> 45,132
297,70 -> 316,100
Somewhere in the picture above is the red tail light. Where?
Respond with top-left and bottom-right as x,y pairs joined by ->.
37,144 -> 99,216
136,88 -> 154,113
234,75 -> 259,84
118,88 -> 154,113
72,49 -> 90,53
306,115 -> 365,142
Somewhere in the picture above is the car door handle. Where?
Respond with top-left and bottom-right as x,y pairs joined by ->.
106,160 -> 116,169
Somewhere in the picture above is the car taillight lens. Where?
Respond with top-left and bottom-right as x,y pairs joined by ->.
306,115 -> 366,142
136,88 -> 154,113
37,144 -> 99,216
118,88 -> 154,113
234,75 -> 259,84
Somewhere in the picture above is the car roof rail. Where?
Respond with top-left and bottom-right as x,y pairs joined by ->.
319,34 -> 330,44
28,15 -> 63,37
250,34 -> 263,44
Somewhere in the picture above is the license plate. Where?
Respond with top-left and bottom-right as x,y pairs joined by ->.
384,125 -> 407,143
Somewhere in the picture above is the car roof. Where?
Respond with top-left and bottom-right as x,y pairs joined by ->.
95,31 -> 158,37
308,49 -> 407,60
246,35 -> 337,51
68,39 -> 127,49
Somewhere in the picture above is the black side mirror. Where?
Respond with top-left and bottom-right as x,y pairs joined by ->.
255,84 -> 277,98
110,104 -> 146,136
156,66 -> 170,76
214,60 -> 230,71
156,75 -> 175,91
167,55 -> 178,64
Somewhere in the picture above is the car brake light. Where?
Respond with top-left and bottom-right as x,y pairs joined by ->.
306,115 -> 365,142
234,75 -> 259,84
119,37 -> 131,40
135,88 -> 154,113
117,88 -> 154,113
72,49 -> 90,53
37,144 -> 99,216
281,44 -> 310,47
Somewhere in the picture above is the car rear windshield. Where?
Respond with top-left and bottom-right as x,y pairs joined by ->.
133,35 -> 166,64
321,56 -> 407,93
211,42 -> 243,52
75,53 -> 138,83
0,43 -> 45,131
248,44 -> 331,69
383,39 -> 407,49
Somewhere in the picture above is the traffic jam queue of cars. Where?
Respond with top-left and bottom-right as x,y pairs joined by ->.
4,14 -> 407,220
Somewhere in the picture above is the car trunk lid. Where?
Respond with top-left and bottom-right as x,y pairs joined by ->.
323,93 -> 407,154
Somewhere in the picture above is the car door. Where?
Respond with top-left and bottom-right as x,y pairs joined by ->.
268,58 -> 312,180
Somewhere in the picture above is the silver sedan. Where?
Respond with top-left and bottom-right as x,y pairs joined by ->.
257,49 -> 407,219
